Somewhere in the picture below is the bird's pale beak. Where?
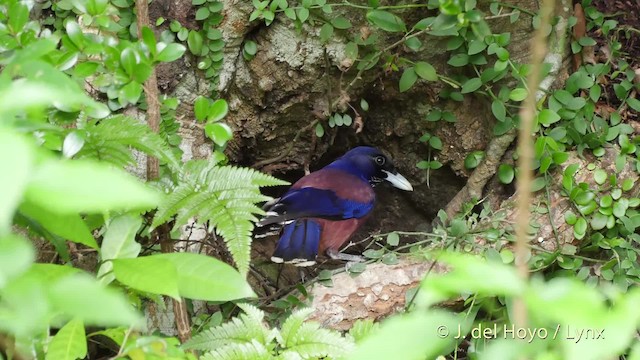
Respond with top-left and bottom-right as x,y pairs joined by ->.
382,170 -> 413,191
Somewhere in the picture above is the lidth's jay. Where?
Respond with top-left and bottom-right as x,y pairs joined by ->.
257,146 -> 413,266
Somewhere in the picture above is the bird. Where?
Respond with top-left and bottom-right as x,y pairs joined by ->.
256,146 -> 413,266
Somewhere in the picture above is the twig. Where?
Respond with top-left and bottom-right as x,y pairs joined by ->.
135,0 -> 191,344
514,0 -> 555,329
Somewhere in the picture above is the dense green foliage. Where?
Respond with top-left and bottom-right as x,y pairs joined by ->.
1,0 -> 639,359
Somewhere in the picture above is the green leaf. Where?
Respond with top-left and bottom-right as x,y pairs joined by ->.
590,212 -> 608,230
205,123 -> 233,146
461,78 -> 482,94
112,256 -> 180,299
347,311 -> 460,360
96,215 -> 142,285
156,43 -> 186,62
208,99 -> 228,122
49,274 -> 142,327
366,10 -> 406,32
19,201 -> 98,249
491,100 -> 506,121
497,164 -> 514,184
244,40 -> 258,56
25,159 -> 161,215
194,96 -> 210,121
0,133 -> 32,234
386,232 -> 399,246
537,109 -> 560,126
509,88 -> 528,101
155,252 -> 255,301
594,169 -> 607,185
414,62 -> 437,81
319,23 -> 334,42
45,319 -> 87,360
65,21 -> 85,50
120,48 -> 137,76
573,217 -> 587,239
188,30 -> 204,55
195,7 -> 210,20
331,16 -> 352,29
315,123 -> 325,137
464,151 -> 484,169
399,67 -> 417,92
0,235 -> 35,288
564,211 -> 577,225
429,136 -> 442,150
297,8 -> 309,22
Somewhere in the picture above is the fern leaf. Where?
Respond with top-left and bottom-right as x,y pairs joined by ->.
348,319 -> 379,343
78,115 -> 180,169
280,322 -> 354,359
278,308 -> 315,348
199,339 -> 272,360
152,160 -> 287,274
183,304 -> 271,351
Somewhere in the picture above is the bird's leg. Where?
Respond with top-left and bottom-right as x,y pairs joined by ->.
326,248 -> 365,263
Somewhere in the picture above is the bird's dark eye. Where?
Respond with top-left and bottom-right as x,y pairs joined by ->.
374,156 -> 385,166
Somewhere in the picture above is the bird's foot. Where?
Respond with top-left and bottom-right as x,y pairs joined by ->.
326,248 -> 365,263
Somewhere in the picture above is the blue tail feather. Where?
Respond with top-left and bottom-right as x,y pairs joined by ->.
271,219 -> 321,266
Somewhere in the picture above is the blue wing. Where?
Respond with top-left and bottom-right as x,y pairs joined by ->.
271,219 -> 321,265
257,187 -> 373,227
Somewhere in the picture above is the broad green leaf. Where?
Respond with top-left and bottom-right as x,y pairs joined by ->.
19,201 -> 98,249
195,7 -> 210,20
194,96 -> 210,121
319,23 -> 334,42
315,123 -> 324,137
594,169 -> 607,185
331,16 -> 352,29
97,215 -> 142,285
208,99 -> 228,122
461,78 -> 482,94
573,217 -> 587,239
386,232 -> 399,246
0,235 -> 35,288
45,318 -> 87,360
399,67 -> 417,92
112,256 -> 180,299
155,252 -> 255,301
509,88 -> 528,101
497,164 -> 514,184
414,62 -> 437,81
366,10 -> 406,32
491,100 -> 506,121
120,48 -> 137,76
25,160 -> 161,214
422,252 -> 525,301
49,274 -> 142,327
0,133 -> 32,234
347,311 -> 460,360
537,109 -> 561,126
205,123 -> 233,146
188,30 -> 204,55
156,43 -> 186,62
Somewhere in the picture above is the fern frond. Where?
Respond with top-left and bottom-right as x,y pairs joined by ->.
278,308 -> 315,347
183,304 -> 272,351
199,339 -> 272,360
279,320 -> 354,359
348,319 -> 379,343
152,159 -> 288,274
78,115 -> 180,169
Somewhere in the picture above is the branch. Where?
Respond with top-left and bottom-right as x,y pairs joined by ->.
135,0 -> 191,344
513,0 -> 556,328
